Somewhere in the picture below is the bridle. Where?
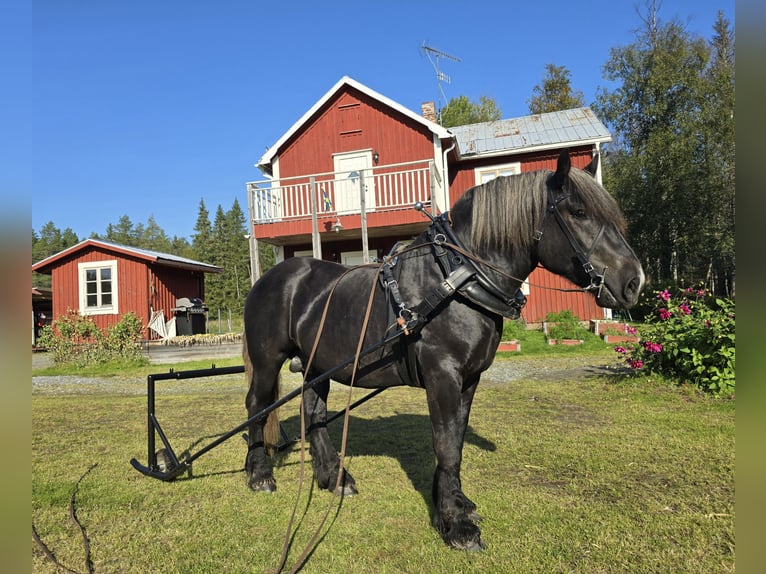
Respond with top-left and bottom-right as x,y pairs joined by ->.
536,183 -> 609,298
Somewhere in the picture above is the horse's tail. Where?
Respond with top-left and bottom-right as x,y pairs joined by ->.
242,330 -> 281,456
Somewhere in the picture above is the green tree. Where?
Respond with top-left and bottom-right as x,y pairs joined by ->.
440,94 -> 502,127
224,198 -> 251,310
102,215 -> 140,245
527,63 -> 585,114
139,215 -> 173,253
32,222 -> 79,287
593,4 -> 735,297
192,199 -> 213,264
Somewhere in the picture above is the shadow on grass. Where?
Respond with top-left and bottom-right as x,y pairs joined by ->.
156,411 -> 496,521
276,412 -> 496,513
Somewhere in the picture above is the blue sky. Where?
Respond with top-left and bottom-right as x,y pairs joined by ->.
24,0 -> 734,241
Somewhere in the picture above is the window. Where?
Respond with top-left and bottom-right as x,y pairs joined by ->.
474,162 -> 521,185
78,260 -> 118,315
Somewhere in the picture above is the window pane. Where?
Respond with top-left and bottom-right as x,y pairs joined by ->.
87,283 -> 97,295
100,268 -> 111,280
100,280 -> 111,294
87,294 -> 98,307
86,269 -> 97,281
102,294 -> 112,305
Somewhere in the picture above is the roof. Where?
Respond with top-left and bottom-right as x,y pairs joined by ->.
256,75 -> 453,174
32,239 -> 223,274
449,107 -> 611,159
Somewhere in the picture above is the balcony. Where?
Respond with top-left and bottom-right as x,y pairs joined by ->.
247,160 -> 438,243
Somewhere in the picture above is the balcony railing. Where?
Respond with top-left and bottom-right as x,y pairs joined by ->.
248,159 -> 436,224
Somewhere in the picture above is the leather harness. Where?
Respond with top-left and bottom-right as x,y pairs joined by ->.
379,211 -> 527,387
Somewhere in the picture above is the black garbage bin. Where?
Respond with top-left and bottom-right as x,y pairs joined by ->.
172,297 -> 208,335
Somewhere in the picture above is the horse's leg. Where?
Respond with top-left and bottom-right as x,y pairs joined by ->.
244,350 -> 285,492
303,376 -> 358,496
426,375 -> 484,550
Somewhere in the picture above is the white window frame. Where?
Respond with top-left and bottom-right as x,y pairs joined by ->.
474,161 -> 521,186
78,260 -> 119,315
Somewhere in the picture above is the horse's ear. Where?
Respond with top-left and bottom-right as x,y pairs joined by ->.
552,149 -> 571,188
583,153 -> 599,177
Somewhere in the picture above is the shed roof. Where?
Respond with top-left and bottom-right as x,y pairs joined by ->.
450,107 -> 611,159
256,75 -> 453,174
32,239 -> 223,275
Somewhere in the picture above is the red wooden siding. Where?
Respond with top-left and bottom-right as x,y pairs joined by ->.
47,246 -> 208,338
277,87 -> 436,179
523,267 -> 607,323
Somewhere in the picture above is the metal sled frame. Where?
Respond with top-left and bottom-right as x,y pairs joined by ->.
130,335 -> 399,482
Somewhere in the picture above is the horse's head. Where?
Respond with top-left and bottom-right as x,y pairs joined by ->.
536,150 -> 644,309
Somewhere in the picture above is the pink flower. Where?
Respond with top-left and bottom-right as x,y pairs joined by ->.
696,289 -> 706,298
679,303 -> 691,315
657,290 -> 671,302
628,359 -> 643,369
659,308 -> 673,320
643,341 -> 662,353
626,326 -> 637,335
614,346 -> 627,354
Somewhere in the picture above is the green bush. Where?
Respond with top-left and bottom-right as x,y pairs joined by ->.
544,309 -> 584,341
501,317 -> 525,340
614,287 -> 735,397
38,310 -> 146,367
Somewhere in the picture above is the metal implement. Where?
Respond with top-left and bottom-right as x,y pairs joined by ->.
130,329 -> 412,482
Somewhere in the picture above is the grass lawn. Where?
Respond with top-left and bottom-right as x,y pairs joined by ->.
32,352 -> 734,573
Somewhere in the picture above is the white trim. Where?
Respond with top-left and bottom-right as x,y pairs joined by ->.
257,76 -> 452,172
474,161 -> 522,186
454,137 -> 611,162
77,260 -> 119,315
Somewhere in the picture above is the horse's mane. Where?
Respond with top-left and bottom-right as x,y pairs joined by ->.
455,167 -> 627,253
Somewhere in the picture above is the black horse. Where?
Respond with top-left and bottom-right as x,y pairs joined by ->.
242,150 -> 644,550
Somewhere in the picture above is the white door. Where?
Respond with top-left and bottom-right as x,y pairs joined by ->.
333,151 -> 376,214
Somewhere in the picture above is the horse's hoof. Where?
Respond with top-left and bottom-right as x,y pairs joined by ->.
451,538 -> 486,552
334,482 -> 358,497
249,477 -> 277,493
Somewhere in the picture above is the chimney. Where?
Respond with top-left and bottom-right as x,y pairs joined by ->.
421,101 -> 437,123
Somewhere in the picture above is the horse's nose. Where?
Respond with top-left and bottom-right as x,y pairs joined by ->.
623,271 -> 645,307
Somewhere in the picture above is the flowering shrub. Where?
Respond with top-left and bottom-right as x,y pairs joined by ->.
38,309 -> 146,367
614,287 -> 735,397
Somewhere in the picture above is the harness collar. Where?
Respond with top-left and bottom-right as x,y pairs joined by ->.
425,212 -> 527,320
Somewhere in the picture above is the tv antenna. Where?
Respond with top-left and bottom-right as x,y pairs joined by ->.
421,42 -> 461,121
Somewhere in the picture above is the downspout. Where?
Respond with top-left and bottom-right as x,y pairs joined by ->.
441,136 -> 457,210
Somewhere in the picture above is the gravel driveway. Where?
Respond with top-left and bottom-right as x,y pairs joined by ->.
33,344 -> 621,395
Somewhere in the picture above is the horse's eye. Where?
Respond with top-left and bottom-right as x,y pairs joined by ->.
572,208 -> 587,219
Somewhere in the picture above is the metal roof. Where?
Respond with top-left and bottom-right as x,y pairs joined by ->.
32,238 -> 223,274
449,107 -> 611,159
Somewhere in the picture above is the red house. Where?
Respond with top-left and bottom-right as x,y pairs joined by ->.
32,239 -> 222,340
247,76 -> 616,323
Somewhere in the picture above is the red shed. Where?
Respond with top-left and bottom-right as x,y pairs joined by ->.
248,76 -> 617,323
32,239 -> 222,339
